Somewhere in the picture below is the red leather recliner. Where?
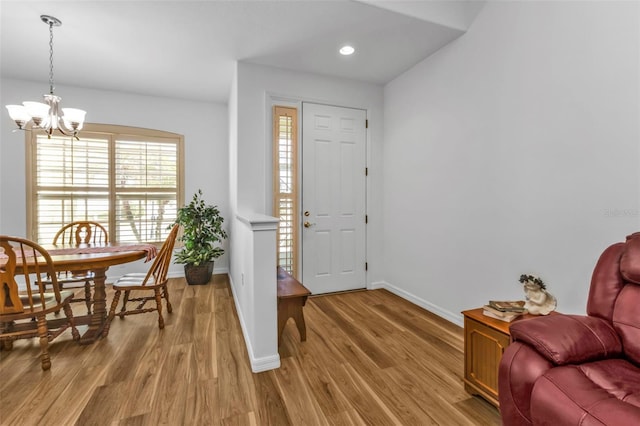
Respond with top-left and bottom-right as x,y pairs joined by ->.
499,232 -> 640,425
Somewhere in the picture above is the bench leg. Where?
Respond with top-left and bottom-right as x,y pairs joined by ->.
278,297 -> 308,346
293,299 -> 307,342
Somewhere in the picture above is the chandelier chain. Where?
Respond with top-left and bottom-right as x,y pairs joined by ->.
48,21 -> 55,95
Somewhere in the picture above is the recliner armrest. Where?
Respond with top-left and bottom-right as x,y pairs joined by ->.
509,314 -> 622,365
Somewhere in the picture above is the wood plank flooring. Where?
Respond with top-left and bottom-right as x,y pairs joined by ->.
0,274 -> 500,425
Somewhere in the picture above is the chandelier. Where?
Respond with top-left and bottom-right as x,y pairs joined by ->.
5,15 -> 86,139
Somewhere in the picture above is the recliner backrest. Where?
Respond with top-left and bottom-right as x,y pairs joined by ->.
587,233 -> 640,364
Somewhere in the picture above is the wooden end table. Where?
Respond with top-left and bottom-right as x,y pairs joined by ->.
462,307 -> 549,407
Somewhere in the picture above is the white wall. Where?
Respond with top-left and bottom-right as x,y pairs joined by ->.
228,64 -> 239,215
0,78 -> 230,278
229,62 -> 384,370
234,61 -> 385,281
382,1 -> 640,324
231,212 -> 279,372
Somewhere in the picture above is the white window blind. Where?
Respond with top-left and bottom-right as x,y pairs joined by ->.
28,124 -> 184,244
273,106 -> 299,278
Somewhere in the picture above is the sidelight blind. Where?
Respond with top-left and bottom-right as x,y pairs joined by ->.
273,106 -> 299,278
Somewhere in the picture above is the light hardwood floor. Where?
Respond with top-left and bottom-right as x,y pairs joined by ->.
0,274 -> 501,425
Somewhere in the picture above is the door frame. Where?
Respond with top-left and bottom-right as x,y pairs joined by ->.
267,94 -> 368,286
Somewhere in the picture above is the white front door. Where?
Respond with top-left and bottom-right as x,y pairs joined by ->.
301,102 -> 367,294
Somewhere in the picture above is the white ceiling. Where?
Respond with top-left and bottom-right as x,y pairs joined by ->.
0,1 -> 484,103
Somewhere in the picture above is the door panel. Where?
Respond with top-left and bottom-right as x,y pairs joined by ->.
302,103 -> 366,294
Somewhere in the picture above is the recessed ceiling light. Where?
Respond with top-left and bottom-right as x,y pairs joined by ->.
339,45 -> 355,56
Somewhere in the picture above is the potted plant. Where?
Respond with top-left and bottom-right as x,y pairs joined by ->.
172,190 -> 227,285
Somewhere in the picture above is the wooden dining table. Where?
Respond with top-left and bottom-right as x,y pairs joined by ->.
12,243 -> 155,344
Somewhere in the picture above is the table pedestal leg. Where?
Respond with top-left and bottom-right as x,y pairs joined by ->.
79,268 -> 107,344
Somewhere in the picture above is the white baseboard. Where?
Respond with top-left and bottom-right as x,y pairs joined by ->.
249,353 -> 282,373
369,280 -> 464,328
228,274 -> 281,373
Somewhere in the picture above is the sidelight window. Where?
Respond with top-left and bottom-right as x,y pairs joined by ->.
273,106 -> 299,278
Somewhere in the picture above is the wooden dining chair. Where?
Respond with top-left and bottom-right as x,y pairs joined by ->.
0,236 -> 80,370
47,221 -> 109,314
102,224 -> 179,337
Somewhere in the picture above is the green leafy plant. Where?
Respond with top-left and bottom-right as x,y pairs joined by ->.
172,190 -> 227,266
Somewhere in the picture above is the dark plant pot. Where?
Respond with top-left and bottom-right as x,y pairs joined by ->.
184,261 -> 214,285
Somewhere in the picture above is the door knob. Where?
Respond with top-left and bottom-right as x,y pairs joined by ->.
304,221 -> 315,228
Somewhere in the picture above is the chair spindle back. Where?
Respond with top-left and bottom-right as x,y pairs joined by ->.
139,224 -> 179,287
0,237 -> 62,315
53,221 -> 109,246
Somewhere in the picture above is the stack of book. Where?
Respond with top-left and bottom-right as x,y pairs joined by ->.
482,300 -> 527,322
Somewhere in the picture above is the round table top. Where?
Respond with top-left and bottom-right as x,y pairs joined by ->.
3,243 -> 150,272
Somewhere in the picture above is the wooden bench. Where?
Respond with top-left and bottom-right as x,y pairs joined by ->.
277,267 -> 312,347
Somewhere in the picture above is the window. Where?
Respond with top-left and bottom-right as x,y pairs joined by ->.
273,106 -> 299,278
27,124 -> 184,244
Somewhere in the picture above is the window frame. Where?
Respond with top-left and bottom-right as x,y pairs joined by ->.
26,123 -> 184,244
